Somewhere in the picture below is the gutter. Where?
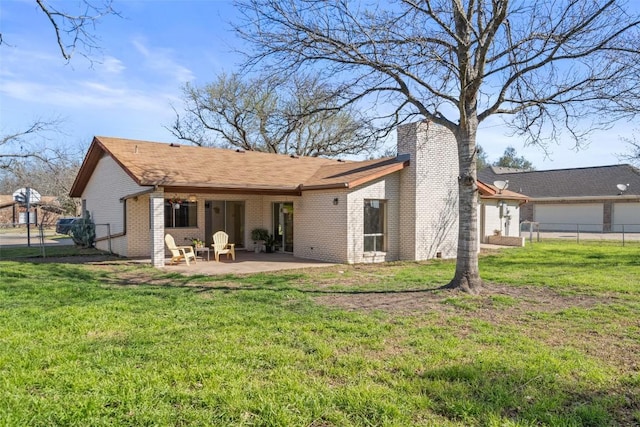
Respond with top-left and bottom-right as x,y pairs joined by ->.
300,182 -> 349,191
529,195 -> 640,202
120,187 -> 156,201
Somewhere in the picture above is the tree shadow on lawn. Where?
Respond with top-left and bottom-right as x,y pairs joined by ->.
7,256 -> 611,313
4,257 -> 616,317
100,268 -> 446,296
415,360 -> 638,426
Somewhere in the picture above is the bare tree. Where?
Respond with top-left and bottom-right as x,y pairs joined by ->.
1,119 -> 83,216
235,0 -> 640,293
619,132 -> 640,166
0,1 -> 118,62
170,73 -> 379,157
0,119 -> 65,170
0,145 -> 83,216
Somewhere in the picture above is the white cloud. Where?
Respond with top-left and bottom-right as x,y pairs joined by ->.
132,37 -> 195,84
101,56 -> 126,74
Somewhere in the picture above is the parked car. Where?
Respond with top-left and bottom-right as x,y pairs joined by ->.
55,217 -> 80,235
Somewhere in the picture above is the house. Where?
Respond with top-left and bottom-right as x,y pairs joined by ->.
0,195 -> 63,227
478,164 -> 640,232
476,181 -> 528,243
69,121 -> 527,266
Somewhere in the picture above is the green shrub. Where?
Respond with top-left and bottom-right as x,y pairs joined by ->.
251,227 -> 269,241
70,211 -> 96,248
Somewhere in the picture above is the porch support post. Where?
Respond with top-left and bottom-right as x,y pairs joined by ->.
150,191 -> 165,267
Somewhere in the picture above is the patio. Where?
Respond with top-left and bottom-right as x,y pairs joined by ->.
161,250 -> 336,275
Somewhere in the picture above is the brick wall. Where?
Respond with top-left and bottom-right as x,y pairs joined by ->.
487,235 -> 525,247
346,175 -> 400,264
126,194 -> 151,257
296,189 -> 348,263
397,121 -> 459,260
149,192 -> 165,267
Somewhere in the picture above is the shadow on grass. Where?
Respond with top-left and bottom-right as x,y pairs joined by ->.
1,255 -> 446,299
99,268 -> 444,296
418,360 -> 635,425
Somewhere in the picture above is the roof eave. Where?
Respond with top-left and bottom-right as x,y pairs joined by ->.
162,184 -> 303,196
69,137 -> 103,198
301,158 -> 409,192
530,195 -> 640,202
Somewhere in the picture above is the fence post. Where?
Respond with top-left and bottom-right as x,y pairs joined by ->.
106,224 -> 112,254
576,224 -> 580,244
622,224 -> 625,247
39,223 -> 46,258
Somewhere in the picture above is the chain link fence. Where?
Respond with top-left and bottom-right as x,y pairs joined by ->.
520,221 -> 640,245
0,222 -> 113,256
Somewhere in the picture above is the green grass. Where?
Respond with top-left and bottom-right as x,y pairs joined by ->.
1,241 -> 639,426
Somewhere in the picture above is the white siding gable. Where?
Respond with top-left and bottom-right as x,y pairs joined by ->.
82,154 -> 147,245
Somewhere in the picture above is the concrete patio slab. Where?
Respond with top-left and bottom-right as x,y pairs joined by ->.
160,251 -> 336,275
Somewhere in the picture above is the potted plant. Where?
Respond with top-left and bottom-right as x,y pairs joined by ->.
265,234 -> 277,253
250,228 -> 269,253
185,237 -> 204,248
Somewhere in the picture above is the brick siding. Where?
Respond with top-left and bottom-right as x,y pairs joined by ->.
397,121 -> 459,260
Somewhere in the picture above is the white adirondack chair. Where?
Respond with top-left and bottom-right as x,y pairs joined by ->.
165,234 -> 196,265
212,231 -> 236,262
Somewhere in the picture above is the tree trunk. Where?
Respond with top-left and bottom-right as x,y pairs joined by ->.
443,122 -> 482,294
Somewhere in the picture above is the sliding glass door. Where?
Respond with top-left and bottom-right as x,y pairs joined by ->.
205,200 -> 245,248
273,202 -> 293,253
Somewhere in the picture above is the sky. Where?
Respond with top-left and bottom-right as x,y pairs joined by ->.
0,0 -> 637,170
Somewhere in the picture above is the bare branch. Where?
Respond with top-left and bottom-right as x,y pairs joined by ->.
169,72 -> 381,157
618,132 -> 640,166
0,1 -> 120,63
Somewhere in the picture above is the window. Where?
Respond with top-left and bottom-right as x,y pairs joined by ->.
165,200 -> 197,228
364,199 -> 386,252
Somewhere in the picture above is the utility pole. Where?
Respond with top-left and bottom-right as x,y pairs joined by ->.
25,187 -> 31,248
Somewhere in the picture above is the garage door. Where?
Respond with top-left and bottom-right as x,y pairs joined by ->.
612,203 -> 640,232
534,204 -> 603,232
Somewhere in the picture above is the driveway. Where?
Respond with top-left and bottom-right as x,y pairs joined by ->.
0,231 -> 74,247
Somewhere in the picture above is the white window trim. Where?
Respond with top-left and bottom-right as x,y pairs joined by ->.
363,199 -> 387,253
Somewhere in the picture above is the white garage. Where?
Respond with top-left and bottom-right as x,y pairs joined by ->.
612,203 -> 640,232
534,203 -> 603,232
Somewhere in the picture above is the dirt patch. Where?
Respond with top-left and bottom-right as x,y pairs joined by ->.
10,255 -> 126,264
313,282 -> 603,315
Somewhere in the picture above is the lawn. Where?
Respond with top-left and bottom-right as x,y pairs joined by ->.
0,242 -> 638,426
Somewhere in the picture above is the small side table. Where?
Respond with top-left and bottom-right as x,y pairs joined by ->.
195,246 -> 210,261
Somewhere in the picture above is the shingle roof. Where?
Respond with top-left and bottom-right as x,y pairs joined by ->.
70,136 -> 410,197
477,164 -> 640,198
476,181 -> 528,202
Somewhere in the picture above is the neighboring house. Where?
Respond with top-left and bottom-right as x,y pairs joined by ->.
478,164 -> 640,232
0,195 -> 63,226
476,181 -> 528,242
70,121 -> 527,266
